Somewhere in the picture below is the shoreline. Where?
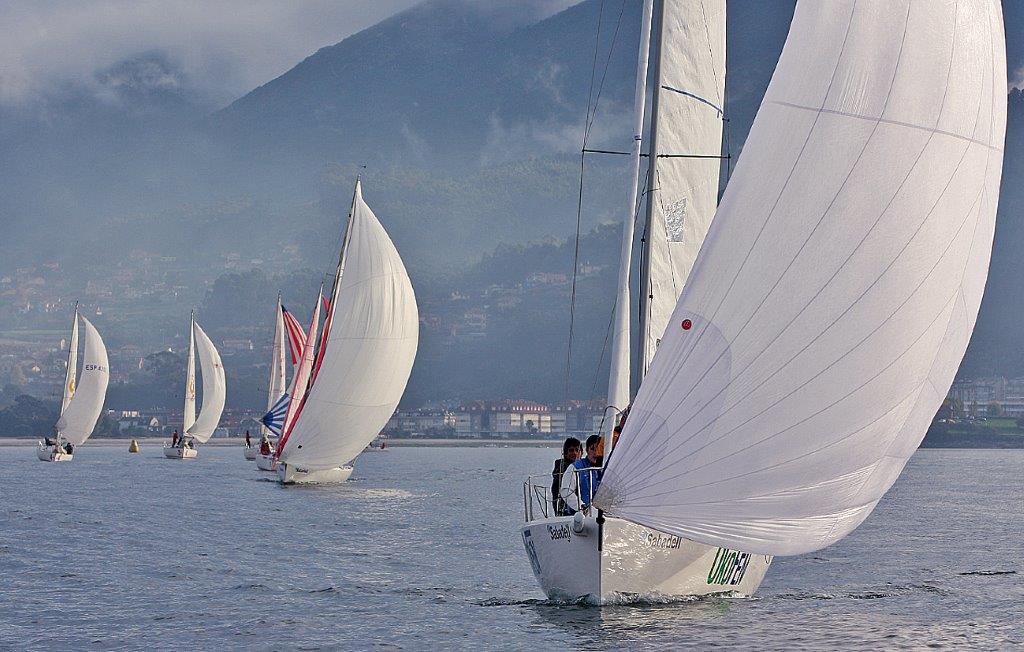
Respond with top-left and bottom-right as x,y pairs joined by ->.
0,437 -> 562,448
1,436 -> 1020,449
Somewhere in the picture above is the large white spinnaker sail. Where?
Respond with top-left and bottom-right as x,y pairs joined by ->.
279,181 -> 418,470
54,316 -> 109,446
186,321 -> 226,443
597,0 -> 1007,556
641,0 -> 726,374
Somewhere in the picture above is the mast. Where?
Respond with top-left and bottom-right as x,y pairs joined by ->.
183,310 -> 197,434
605,0 -> 655,450
638,0 -> 666,384
329,179 -> 361,311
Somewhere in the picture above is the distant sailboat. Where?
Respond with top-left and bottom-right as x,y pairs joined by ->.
258,297 -> 320,472
164,313 -> 226,459
522,0 -> 1007,602
247,295 -> 287,462
274,180 -> 418,484
37,305 -> 110,462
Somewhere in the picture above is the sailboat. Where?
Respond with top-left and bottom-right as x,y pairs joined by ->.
248,296 -> 287,461
37,305 -> 110,462
521,0 -> 1007,602
258,296 -> 321,472
164,313 -> 227,459
273,180 -> 418,484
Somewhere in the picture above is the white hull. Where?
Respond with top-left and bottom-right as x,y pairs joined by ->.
521,515 -> 771,603
277,462 -> 353,485
255,453 -> 277,472
37,442 -> 73,462
243,446 -> 257,460
163,444 -> 198,459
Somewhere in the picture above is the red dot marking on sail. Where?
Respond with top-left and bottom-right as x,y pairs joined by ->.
681,319 -> 692,330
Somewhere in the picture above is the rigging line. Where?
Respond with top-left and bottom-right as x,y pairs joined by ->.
584,0 -> 628,144
567,0 -> 628,401
565,151 -> 586,400
583,0 -> 606,135
634,164 -> 652,389
566,0 -> 607,401
584,148 -> 729,159
589,306 -> 617,402
660,86 -> 723,117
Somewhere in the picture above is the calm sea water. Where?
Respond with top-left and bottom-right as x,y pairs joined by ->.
0,444 -> 1020,651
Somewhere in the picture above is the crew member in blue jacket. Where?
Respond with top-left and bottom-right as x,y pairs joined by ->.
573,434 -> 604,508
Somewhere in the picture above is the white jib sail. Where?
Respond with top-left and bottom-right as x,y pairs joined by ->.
183,316 -> 197,433
641,0 -> 726,374
186,321 -> 226,443
597,0 -> 1007,557
61,307 -> 79,415
263,297 -> 288,437
605,0 -> 655,439
280,181 -> 418,469
54,316 -> 109,446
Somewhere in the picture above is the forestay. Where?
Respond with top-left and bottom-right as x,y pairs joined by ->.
55,317 -> 109,446
186,321 -> 226,443
597,0 -> 1007,556
641,0 -> 726,373
280,181 -> 418,469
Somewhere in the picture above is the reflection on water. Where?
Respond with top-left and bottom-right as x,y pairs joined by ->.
0,446 -> 1020,650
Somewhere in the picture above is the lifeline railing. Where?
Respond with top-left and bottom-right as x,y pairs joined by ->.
522,466 -> 601,522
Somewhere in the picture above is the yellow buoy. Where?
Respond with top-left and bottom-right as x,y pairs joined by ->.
128,439 -> 140,453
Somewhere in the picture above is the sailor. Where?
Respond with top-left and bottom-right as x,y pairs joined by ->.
171,430 -> 179,447
259,435 -> 271,456
561,435 -> 604,513
551,437 -> 582,516
244,430 -> 251,448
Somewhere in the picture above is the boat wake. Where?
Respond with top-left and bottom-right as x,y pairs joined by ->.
958,570 -> 1017,576
776,584 -> 951,601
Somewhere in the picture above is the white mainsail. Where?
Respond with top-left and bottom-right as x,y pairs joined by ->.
61,306 -> 80,415
641,0 -> 726,374
263,296 -> 288,437
279,180 -> 418,470
597,0 -> 1007,556
54,316 -> 109,446
183,314 -> 197,433
186,321 -> 226,443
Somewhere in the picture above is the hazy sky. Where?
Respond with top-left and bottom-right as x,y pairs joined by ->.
1,1 -> 1020,108
0,0 -> 422,105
